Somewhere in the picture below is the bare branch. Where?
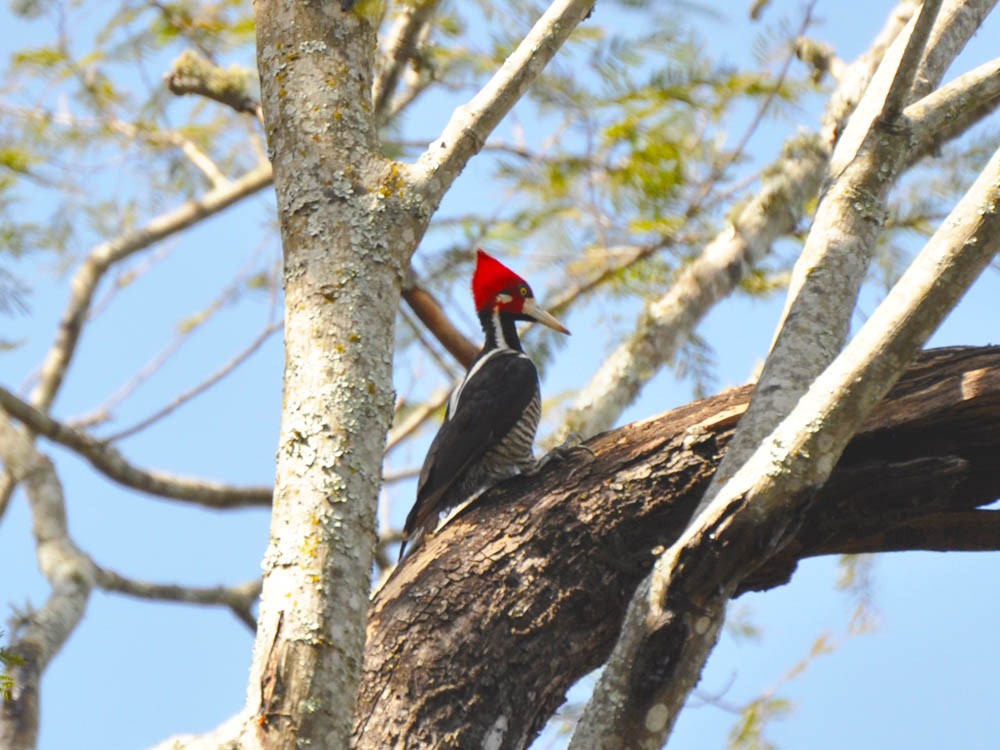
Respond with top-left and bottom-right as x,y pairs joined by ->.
71,242 -> 273,429
571,144 -> 1000,750
106,321 -> 282,442
822,1 -> 918,145
554,2 -> 922,443
709,0 -> 996,506
30,162 -> 273,413
908,56 -> 1000,156
831,0 -> 996,175
95,568 -> 262,632
107,117 -> 230,188
401,278 -> 478,369
0,412 -> 94,750
373,0 -> 443,120
407,0 -> 595,213
878,0 -> 943,122
556,135 -> 828,442
165,49 -> 264,124
0,386 -> 272,508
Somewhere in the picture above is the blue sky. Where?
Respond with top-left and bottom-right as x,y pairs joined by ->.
2,1 -> 999,749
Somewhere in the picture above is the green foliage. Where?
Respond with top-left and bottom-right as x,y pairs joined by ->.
728,695 -> 792,750
0,633 -> 20,701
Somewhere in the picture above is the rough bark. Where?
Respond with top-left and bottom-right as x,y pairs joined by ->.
570,137 -> 1000,749
248,5 -> 402,749
355,346 -> 1000,750
712,0 -> 996,498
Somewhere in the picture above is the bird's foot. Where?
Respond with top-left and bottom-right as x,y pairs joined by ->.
528,433 -> 594,475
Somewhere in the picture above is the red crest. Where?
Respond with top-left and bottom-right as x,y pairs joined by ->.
472,249 -> 530,312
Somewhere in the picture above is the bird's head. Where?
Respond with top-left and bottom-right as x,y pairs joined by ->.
472,249 -> 570,334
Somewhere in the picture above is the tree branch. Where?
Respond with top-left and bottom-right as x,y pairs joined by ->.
165,49 -> 264,124
373,0 -> 443,121
401,275 -> 478,369
30,162 -> 273,413
708,0 -> 995,509
908,55 -> 1000,157
95,568 -> 262,632
355,346 -> 1000,750
0,386 -> 272,508
556,135 -> 828,442
554,1 -> 923,444
0,413 -> 94,750
878,0 -> 942,122
571,143 -> 1000,749
407,0 -> 594,214
104,320 -> 282,442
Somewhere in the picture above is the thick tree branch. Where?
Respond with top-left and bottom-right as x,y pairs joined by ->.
572,143 -> 1000,749
407,0 -> 594,215
709,0 -> 996,507
356,346 -> 1000,750
0,386 -> 272,508
555,2 -> 923,444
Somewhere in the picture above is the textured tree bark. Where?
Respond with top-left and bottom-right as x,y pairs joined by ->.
354,346 -> 1000,750
249,4 -> 405,749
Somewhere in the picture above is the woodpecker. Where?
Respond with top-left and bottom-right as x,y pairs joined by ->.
399,250 -> 570,560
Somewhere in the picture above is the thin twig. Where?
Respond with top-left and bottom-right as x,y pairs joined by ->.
106,320 -> 282,442
96,567 -> 262,633
30,162 -> 273,413
71,242 -> 272,429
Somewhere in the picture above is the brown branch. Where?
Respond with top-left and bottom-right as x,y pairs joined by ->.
401,284 -> 478,369
355,346 -> 1000,750
0,386 -> 272,508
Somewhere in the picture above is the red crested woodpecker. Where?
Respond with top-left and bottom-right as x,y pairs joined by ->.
399,249 -> 570,560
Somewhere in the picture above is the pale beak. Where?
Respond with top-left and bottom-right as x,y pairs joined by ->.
522,297 -> 570,335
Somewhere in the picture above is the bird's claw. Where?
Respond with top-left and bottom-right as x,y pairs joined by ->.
529,433 -> 594,475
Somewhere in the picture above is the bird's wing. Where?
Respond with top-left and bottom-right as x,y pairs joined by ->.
403,351 -> 539,543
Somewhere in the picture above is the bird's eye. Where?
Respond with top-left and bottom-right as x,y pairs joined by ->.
519,285 -> 528,297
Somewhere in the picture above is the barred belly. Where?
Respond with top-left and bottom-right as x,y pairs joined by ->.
454,389 -> 541,501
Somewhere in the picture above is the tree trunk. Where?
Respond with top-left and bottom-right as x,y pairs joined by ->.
248,4 -> 403,748
354,346 -> 1000,750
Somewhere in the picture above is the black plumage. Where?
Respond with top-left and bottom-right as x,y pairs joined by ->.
401,350 -> 540,556
397,250 -> 569,561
